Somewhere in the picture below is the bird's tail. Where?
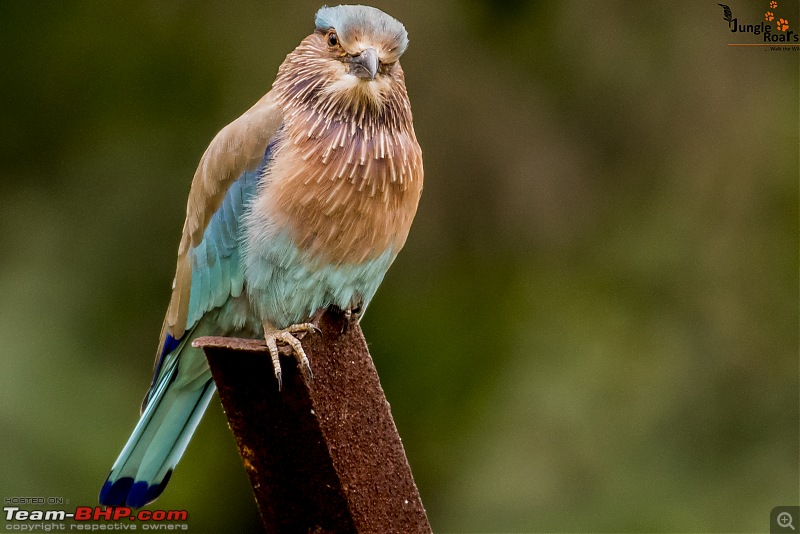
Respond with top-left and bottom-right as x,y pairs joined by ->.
99,338 -> 215,509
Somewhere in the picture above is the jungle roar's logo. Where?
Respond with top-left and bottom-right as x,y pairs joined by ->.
718,1 -> 799,42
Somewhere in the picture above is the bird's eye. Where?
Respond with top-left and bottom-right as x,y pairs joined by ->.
327,31 -> 339,47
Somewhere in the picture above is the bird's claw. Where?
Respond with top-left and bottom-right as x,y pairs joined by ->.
265,323 -> 320,389
305,324 -> 323,336
341,305 -> 362,334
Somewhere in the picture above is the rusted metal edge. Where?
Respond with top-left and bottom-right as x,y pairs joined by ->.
194,309 -> 432,534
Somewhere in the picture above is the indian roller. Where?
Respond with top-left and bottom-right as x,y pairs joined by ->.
99,4 -> 423,509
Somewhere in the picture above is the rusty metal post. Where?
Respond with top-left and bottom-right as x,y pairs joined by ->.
194,309 -> 431,534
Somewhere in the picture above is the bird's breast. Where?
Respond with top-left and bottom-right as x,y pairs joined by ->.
254,111 -> 423,267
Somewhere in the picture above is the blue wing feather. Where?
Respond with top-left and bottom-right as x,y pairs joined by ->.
181,146 -> 270,334
143,143 -> 273,406
102,141 -> 276,509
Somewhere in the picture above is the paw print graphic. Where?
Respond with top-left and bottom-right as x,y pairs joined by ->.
770,0 -> 778,8
765,11 -> 775,21
777,17 -> 789,31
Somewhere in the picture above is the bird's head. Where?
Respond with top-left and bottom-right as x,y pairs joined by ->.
274,5 -> 410,115
314,5 -> 408,82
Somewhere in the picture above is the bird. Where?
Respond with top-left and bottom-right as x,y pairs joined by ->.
99,4 -> 423,509
718,4 -> 733,26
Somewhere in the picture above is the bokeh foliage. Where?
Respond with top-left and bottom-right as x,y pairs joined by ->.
1,1 -> 797,532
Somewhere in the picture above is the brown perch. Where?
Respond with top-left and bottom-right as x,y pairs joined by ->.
194,309 -> 432,534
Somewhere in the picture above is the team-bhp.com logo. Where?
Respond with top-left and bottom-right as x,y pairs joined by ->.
718,1 -> 799,42
4,505 -> 189,530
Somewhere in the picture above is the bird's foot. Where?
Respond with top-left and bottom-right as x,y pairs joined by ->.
264,323 -> 321,390
341,305 -> 362,334
325,304 -> 362,333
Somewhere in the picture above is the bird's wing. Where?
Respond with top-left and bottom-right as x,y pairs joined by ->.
159,90 -> 283,355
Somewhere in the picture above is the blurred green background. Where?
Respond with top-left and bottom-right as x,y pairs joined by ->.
1,1 -> 797,532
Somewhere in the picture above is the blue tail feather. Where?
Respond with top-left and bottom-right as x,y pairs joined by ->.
99,341 -> 214,509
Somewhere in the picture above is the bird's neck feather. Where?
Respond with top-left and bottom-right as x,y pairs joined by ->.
256,46 -> 423,266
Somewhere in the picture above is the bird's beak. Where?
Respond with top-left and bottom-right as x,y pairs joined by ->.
350,48 -> 379,81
